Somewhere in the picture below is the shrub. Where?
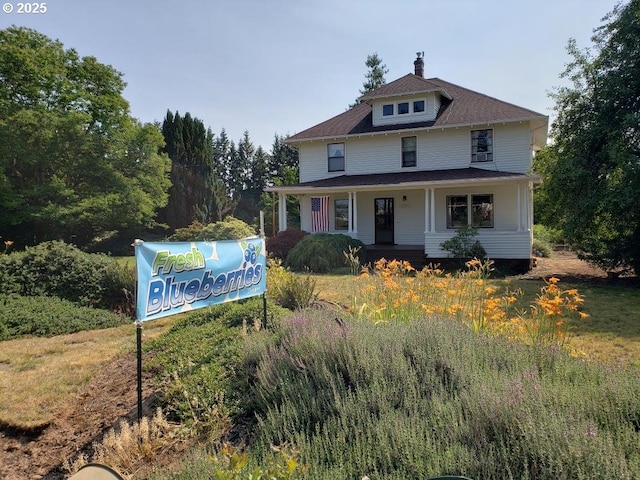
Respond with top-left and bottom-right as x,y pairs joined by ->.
266,228 -> 309,261
267,259 -> 318,310
169,217 -> 256,241
284,234 -> 365,273
532,237 -> 553,257
144,297 -> 289,435
533,224 -> 565,245
0,241 -> 134,310
440,224 -> 486,258
243,312 -> 640,479
0,294 -> 129,340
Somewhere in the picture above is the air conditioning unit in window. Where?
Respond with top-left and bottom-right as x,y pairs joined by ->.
475,152 -> 488,162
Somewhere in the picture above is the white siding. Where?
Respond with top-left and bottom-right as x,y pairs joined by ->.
426,231 -> 532,259
297,122 -> 534,182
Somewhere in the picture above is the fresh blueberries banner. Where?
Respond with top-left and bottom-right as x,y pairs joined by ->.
135,237 -> 266,322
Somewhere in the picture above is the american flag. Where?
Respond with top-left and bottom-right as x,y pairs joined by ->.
311,196 -> 329,232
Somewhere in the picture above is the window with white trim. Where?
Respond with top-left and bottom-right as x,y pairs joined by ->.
446,194 -> 494,228
327,143 -> 345,172
334,199 -> 348,230
401,136 -> 417,167
471,129 -> 493,163
398,102 -> 409,114
382,104 -> 394,116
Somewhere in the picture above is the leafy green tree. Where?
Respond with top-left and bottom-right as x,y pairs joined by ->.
539,0 -> 640,274
159,110 -> 217,230
0,26 -> 170,247
233,130 -> 254,199
265,135 -> 300,231
350,52 -> 388,107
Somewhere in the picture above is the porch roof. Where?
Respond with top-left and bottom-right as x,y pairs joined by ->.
267,167 -> 540,194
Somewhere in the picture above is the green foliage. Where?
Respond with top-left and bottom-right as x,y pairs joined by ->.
284,234 -> 365,273
0,27 -> 171,248
144,297 -> 289,435
266,229 -> 309,261
539,1 -> 640,274
243,311 -> 640,479
168,217 -> 256,242
152,444 -> 306,480
351,52 -> 388,107
533,224 -> 565,245
0,241 -> 134,310
440,224 -> 486,259
0,294 -> 129,340
159,110 -> 218,230
267,259 -> 318,310
532,238 -> 553,258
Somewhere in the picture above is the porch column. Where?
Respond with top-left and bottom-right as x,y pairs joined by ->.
527,182 -> 533,232
278,193 -> 287,232
430,187 -> 436,233
423,188 -> 430,233
352,191 -> 358,234
348,192 -> 353,233
517,184 -> 523,232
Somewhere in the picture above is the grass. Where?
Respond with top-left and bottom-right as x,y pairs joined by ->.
311,270 -> 640,367
0,317 -> 174,429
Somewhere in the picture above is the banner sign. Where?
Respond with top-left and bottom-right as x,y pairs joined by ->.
135,237 -> 266,322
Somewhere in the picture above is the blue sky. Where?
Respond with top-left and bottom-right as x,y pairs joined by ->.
1,0 -> 619,152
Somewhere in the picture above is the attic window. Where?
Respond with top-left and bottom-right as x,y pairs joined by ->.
413,100 -> 425,112
398,102 -> 409,114
382,104 -> 394,116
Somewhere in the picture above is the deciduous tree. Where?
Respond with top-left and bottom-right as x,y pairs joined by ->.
0,27 -> 170,247
538,0 -> 640,274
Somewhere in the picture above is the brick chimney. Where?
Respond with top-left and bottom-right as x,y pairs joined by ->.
414,51 -> 424,77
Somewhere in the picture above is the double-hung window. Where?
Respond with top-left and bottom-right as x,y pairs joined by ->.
471,129 -> 493,163
328,143 -> 345,172
447,194 -> 494,228
334,199 -> 348,230
401,136 -> 417,167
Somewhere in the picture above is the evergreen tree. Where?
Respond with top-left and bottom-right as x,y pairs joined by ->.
159,110 -> 217,230
350,52 -> 388,107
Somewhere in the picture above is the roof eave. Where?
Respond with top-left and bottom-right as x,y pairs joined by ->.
284,115 -> 549,145
266,173 -> 541,194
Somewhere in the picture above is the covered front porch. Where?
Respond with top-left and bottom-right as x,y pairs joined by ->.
267,168 -> 539,268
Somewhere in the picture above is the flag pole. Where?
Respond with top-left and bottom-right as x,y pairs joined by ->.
260,211 -> 268,330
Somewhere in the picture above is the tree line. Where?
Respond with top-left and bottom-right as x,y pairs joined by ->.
0,26 -> 298,250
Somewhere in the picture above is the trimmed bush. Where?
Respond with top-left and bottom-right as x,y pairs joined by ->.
284,234 -> 365,273
168,217 -> 256,241
0,294 -> 129,340
0,241 -> 134,310
266,228 -> 309,261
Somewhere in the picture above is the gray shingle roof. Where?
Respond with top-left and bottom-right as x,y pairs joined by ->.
271,168 -> 537,192
287,75 -> 546,142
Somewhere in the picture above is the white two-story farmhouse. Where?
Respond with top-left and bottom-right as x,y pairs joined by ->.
270,53 -> 548,271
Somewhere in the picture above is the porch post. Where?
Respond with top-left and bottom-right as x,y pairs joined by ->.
348,192 -> 353,233
527,182 -> 533,232
424,188 -> 430,233
352,191 -> 358,234
278,193 -> 287,232
517,184 -> 523,232
430,187 -> 436,233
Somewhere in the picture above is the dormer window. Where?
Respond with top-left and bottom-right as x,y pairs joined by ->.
471,129 -> 493,163
382,104 -> 394,116
398,102 -> 409,115
413,100 -> 425,113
